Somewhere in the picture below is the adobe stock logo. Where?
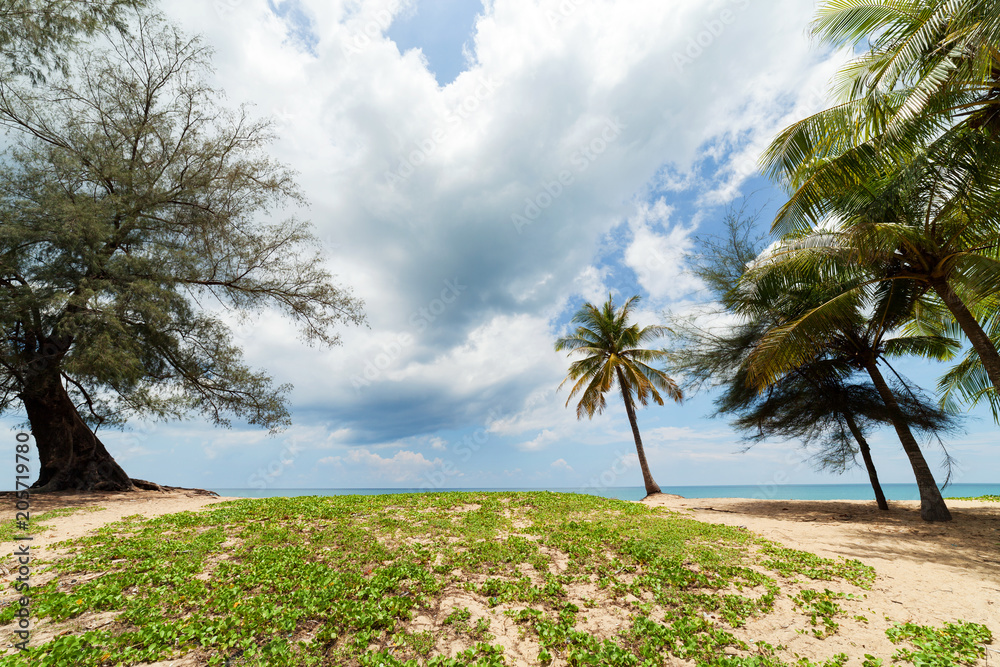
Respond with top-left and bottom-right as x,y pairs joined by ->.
672,0 -> 750,73
544,0 -> 591,30
419,405 -> 504,491
511,117 -> 626,233
384,76 -> 504,189
213,0 -> 244,18
350,278 -> 467,393
341,1 -> 402,59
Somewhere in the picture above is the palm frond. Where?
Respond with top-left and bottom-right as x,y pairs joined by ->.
556,294 -> 681,419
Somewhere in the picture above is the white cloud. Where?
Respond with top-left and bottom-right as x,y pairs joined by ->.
697,49 -> 852,204
91,0 -> 875,487
319,448 -> 443,482
198,429 -> 273,461
550,458 -> 573,472
623,198 -> 703,303
646,426 -> 732,442
517,428 -> 560,452
157,0 -> 840,419
571,265 -> 612,304
387,313 -> 560,393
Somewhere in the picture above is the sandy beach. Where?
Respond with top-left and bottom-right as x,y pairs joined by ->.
2,489 -> 235,563
3,490 -> 998,665
642,495 -> 1000,663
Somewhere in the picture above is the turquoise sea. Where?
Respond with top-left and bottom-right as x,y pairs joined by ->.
212,483 -> 1000,502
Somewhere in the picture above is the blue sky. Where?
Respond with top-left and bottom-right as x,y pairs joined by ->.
3,0 -> 997,493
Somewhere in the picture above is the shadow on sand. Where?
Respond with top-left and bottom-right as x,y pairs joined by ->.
658,496 -> 1000,581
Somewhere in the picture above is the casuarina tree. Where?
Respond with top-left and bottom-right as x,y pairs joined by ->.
0,13 -> 365,491
0,0 -> 149,83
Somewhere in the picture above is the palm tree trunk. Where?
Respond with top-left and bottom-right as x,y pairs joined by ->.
842,412 -> 888,511
616,367 -> 661,496
931,279 -> 1000,394
860,357 -> 951,522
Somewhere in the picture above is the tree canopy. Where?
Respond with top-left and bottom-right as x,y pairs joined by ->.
556,294 -> 681,496
763,0 -> 1000,183
0,0 -> 149,82
666,205 -> 961,513
0,12 -> 365,490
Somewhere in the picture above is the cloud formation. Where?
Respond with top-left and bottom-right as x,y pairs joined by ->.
13,0 -> 959,491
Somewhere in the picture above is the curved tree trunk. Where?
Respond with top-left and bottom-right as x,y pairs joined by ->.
861,358 -> 951,522
931,279 -> 1000,394
616,367 -> 661,497
842,412 -> 889,511
20,368 -> 135,492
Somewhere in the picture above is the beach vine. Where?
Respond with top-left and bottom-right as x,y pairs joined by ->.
0,492 -> 991,666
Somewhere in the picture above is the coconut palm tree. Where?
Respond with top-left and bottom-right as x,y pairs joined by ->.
670,313 -> 899,508
757,1 -> 1000,419
939,293 -> 1000,418
762,0 -> 1000,184
762,129 -> 1000,397
742,254 -> 960,521
555,294 -> 681,497
667,209 -> 892,508
668,208 -> 960,513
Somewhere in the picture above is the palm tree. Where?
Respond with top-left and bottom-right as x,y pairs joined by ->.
757,2 -> 1000,419
939,294 -> 1000,418
668,208 -> 960,513
667,209 -> 892,508
763,0 -> 1000,184
742,256 -> 960,522
555,294 -> 681,497
670,313 -> 898,508
674,311 -> 964,513
763,130 -> 1000,397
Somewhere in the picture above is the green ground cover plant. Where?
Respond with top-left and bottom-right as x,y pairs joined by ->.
886,620 -> 992,666
790,589 -> 853,639
0,492 -> 991,666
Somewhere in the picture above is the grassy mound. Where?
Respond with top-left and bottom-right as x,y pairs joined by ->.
0,492 -> 991,666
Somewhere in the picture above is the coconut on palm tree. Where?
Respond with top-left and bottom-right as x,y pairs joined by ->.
555,294 -> 681,497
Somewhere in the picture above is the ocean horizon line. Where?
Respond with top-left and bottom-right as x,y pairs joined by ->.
210,482 -> 995,490
208,482 -> 1000,503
